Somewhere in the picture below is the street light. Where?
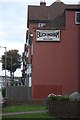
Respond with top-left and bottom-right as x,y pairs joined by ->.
10,56 -> 13,81
0,46 -> 7,85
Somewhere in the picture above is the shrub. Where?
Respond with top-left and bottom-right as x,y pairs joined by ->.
2,87 -> 6,97
48,93 -> 69,102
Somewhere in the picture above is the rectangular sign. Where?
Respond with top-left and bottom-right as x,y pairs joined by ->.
36,30 -> 60,41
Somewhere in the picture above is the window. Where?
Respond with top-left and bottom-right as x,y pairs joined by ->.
38,23 -> 45,28
75,12 -> 80,24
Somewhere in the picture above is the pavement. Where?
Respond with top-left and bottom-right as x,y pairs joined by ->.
2,110 -> 48,116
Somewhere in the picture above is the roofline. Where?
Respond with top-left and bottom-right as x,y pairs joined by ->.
66,8 -> 80,11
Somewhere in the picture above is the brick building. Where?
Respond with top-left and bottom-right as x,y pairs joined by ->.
26,0 -> 80,99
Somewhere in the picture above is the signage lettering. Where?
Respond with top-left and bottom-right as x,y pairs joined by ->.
37,31 -> 59,38
36,30 -> 60,41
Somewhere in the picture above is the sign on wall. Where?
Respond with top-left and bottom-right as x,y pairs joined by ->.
36,30 -> 60,41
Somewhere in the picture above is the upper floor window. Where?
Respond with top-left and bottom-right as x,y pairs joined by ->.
75,12 -> 80,24
38,23 -> 45,28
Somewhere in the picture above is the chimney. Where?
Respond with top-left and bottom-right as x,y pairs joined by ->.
40,0 -> 46,6
55,0 -> 61,2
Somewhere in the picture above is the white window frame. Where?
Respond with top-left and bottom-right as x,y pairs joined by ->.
75,12 -> 80,24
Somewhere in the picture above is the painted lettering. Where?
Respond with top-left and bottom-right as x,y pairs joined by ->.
37,31 -> 59,38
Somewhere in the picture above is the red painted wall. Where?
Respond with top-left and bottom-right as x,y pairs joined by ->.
32,10 -> 79,99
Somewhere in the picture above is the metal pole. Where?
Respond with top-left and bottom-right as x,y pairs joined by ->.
4,47 -> 7,85
0,46 -> 7,85
11,57 -> 12,81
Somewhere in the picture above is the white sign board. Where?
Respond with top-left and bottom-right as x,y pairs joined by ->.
36,30 -> 60,41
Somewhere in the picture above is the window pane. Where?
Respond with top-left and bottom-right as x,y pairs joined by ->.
75,12 -> 80,24
77,12 -> 80,23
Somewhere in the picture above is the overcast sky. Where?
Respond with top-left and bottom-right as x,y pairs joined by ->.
0,0 -> 79,77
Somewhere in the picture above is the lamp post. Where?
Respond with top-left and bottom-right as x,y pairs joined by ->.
0,46 -> 7,85
10,56 -> 13,81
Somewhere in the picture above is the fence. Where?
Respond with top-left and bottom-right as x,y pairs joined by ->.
48,101 -> 80,118
6,86 -> 32,104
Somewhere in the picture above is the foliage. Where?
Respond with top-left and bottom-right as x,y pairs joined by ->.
2,87 -> 6,97
1,49 -> 22,78
48,93 -> 69,102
